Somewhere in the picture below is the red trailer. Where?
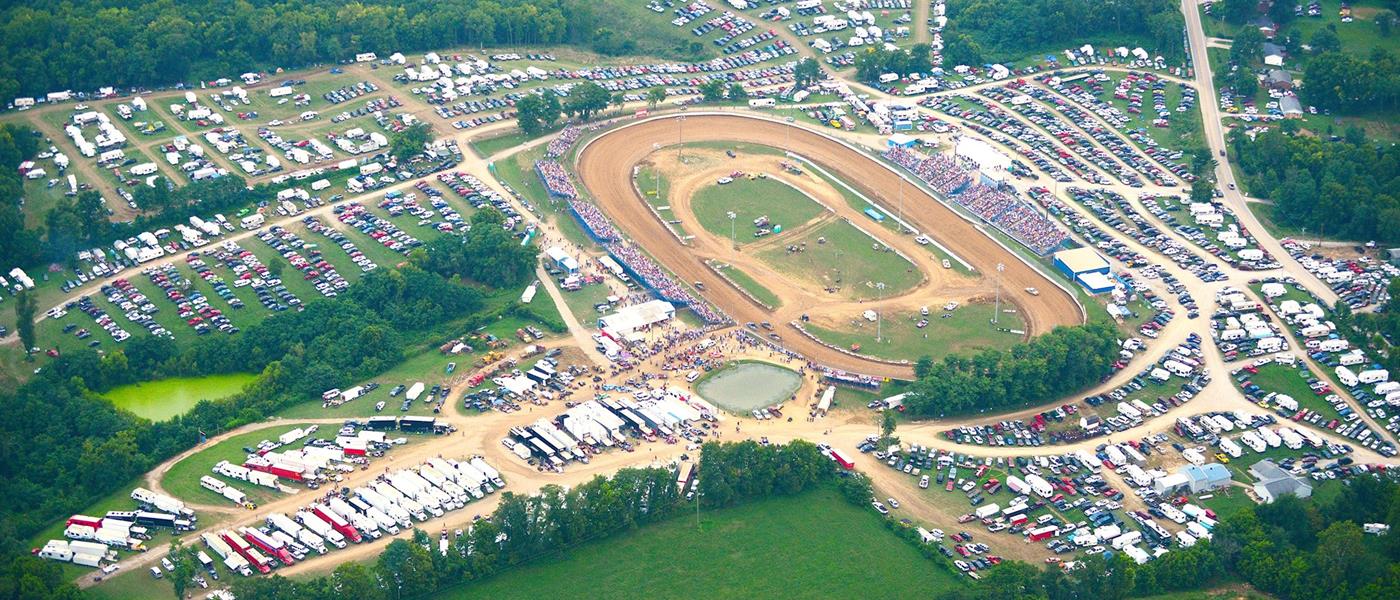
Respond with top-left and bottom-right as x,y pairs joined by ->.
241,527 -> 295,566
1028,525 -> 1059,542
245,457 -> 305,482
66,515 -> 103,529
312,504 -> 363,543
829,448 -> 855,470
221,530 -> 272,574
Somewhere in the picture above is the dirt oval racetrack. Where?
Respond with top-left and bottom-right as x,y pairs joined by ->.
574,113 -> 1083,379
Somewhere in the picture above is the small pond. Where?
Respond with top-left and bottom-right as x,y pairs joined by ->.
104,373 -> 257,421
695,362 -> 802,413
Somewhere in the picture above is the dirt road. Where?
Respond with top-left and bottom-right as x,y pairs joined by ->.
575,113 -> 1083,379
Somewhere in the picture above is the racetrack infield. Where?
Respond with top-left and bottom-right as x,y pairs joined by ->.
575,113 -> 1082,379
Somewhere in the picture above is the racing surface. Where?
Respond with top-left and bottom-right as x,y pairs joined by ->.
575,114 -> 1083,379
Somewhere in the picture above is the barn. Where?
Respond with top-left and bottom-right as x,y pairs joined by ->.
1053,247 -> 1114,294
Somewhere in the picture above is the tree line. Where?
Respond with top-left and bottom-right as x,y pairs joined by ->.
0,0 -> 714,106
904,322 -> 1121,417
0,123 -> 44,269
0,250 -> 540,559
1230,127 -> 1400,243
854,44 -> 935,83
943,0 -> 1184,65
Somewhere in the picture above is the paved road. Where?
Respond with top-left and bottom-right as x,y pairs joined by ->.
1180,0 -> 1338,306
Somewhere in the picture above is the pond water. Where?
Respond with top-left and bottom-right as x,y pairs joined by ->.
696,362 -> 802,413
104,373 -> 257,421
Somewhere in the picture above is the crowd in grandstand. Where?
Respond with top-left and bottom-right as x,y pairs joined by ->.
953,185 -> 1067,255
883,146 -> 970,195
545,125 -> 583,158
606,240 -> 727,324
537,161 -> 728,324
883,146 -> 1066,255
535,159 -> 578,198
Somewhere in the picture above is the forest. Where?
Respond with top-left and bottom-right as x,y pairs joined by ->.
0,0 -> 700,106
1230,127 -> 1400,243
904,322 -> 1121,418
942,0 -> 1184,64
0,256 -> 531,559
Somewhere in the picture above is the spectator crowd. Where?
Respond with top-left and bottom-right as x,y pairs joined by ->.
954,185 -> 1067,255
534,159 -> 578,199
884,146 -> 1066,256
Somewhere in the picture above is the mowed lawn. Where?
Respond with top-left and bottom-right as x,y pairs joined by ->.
805,303 -> 1025,363
440,488 -> 964,599
691,177 -> 826,246
757,219 -> 922,301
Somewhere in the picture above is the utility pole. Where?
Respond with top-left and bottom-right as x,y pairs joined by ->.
677,115 -> 686,164
993,263 -> 1005,325
874,281 -> 886,342
728,211 -> 738,249
898,178 -> 905,231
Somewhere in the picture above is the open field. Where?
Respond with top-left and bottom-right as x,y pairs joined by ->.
691,177 -> 826,247
438,488 -> 964,599
805,302 -> 1026,363
756,219 -> 921,301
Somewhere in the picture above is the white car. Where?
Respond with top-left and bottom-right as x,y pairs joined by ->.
887,497 -> 900,509
871,501 -> 888,515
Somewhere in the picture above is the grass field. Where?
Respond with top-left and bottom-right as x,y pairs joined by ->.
438,488 -> 964,599
691,176 -> 826,246
805,303 -> 1025,363
636,165 -> 688,238
1237,363 -> 1337,417
756,219 -> 922,301
711,262 -> 782,309
471,130 -> 540,158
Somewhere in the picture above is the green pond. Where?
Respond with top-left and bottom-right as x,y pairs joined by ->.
104,373 -> 257,421
696,362 -> 803,413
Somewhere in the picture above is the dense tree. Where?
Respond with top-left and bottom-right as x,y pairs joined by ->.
1219,0 -> 1256,25
421,209 -> 537,288
1231,26 -> 1265,64
698,80 -> 726,103
516,91 -> 561,136
1302,51 -> 1400,113
903,322 -> 1120,417
794,58 -> 822,88
646,86 -> 667,108
13,290 -> 36,357
0,0 -> 722,106
941,25 -> 985,68
946,0 -> 1183,62
1310,27 -> 1342,54
563,82 -> 610,119
726,83 -> 748,102
1231,127 -> 1400,243
854,46 -> 932,82
389,122 -> 434,162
